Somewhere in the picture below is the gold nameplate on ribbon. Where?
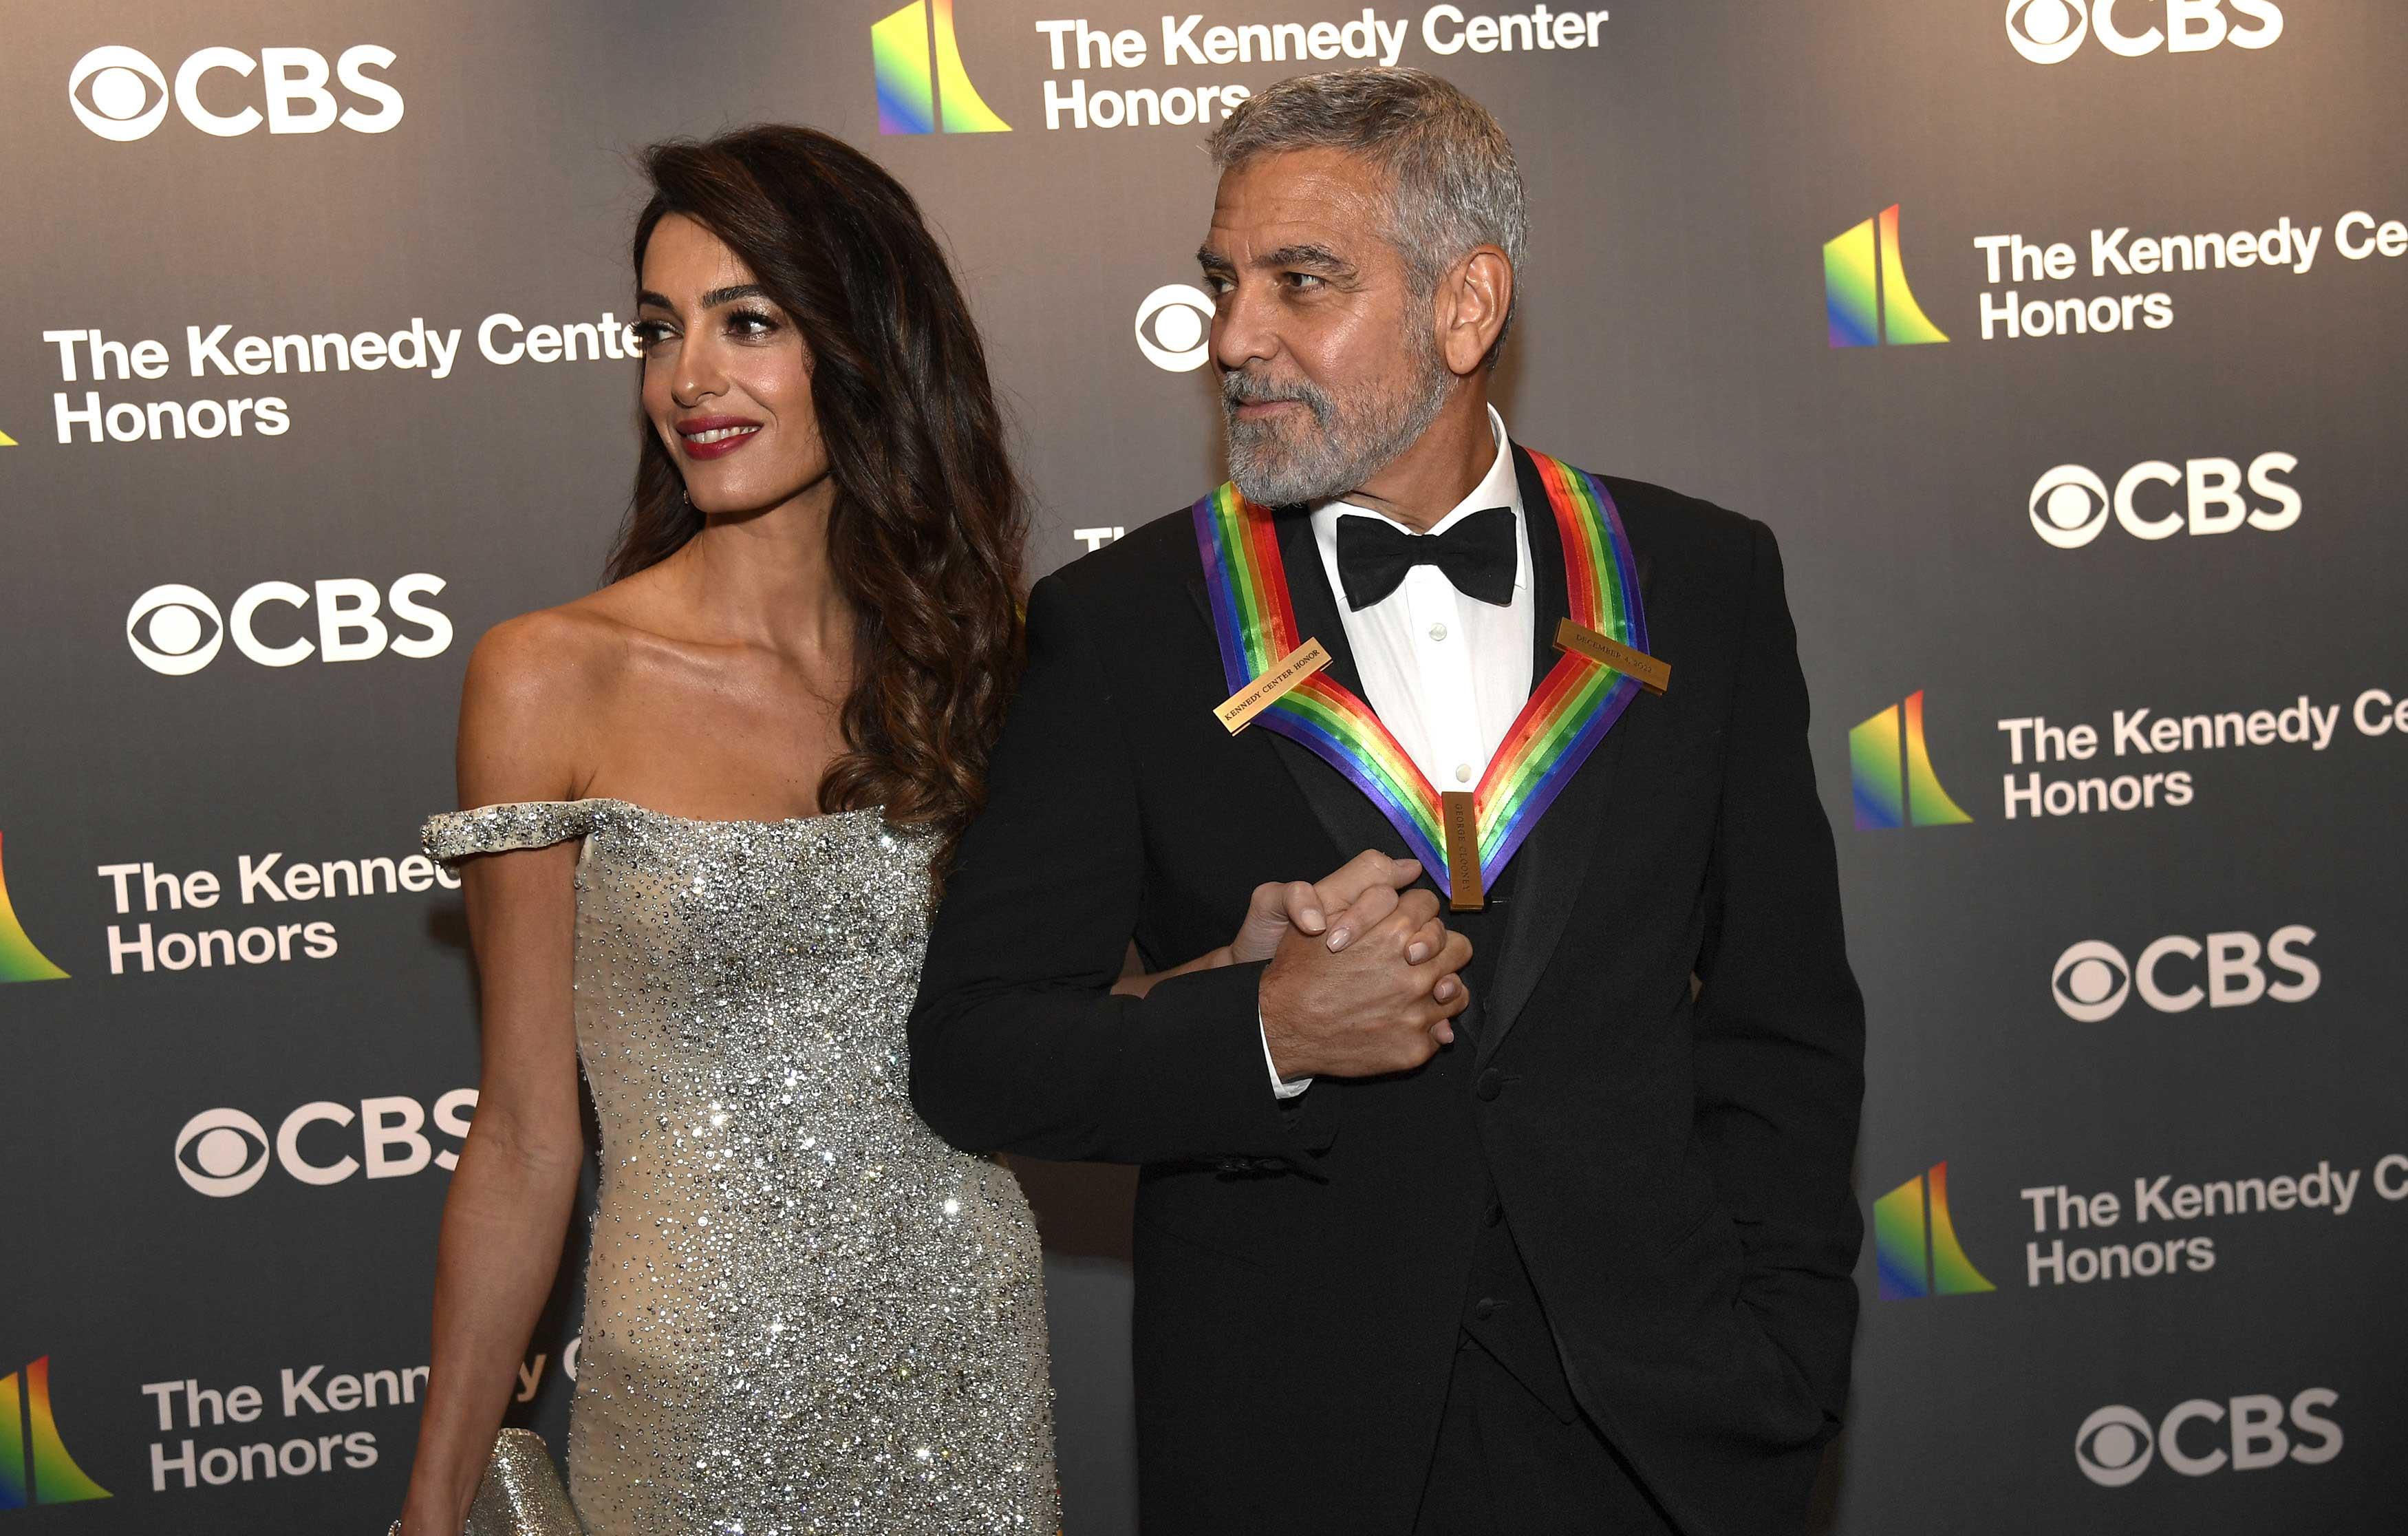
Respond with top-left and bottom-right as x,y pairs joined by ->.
1441,791 -> 1484,912
1554,619 -> 1670,696
1214,637 -> 1332,734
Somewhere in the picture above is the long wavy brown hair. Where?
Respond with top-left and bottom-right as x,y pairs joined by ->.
608,126 -> 1027,889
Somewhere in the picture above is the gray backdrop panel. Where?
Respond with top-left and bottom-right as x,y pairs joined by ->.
1,1 -> 2399,1531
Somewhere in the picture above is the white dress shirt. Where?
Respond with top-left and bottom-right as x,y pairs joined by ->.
1314,405 -> 1534,793
1262,407 -> 1534,1097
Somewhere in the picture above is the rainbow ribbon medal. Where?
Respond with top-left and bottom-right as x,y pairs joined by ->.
1193,447 -> 1654,904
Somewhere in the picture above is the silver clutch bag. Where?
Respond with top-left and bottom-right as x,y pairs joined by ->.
390,1428 -> 583,1536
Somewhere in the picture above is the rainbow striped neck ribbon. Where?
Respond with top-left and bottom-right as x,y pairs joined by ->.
1192,446 -> 1651,903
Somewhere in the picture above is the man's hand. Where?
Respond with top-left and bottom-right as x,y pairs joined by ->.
1228,851 -> 1447,965
1259,886 -> 1473,1079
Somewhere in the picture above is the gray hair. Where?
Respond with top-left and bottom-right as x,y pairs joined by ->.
1207,67 -> 1526,361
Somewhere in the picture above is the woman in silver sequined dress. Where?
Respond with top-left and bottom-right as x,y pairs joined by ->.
392,127 -> 1069,1536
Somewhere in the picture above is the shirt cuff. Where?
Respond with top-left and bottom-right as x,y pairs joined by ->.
1260,1010 -> 1313,1099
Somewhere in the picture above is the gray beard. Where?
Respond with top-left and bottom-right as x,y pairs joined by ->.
1221,341 -> 1453,507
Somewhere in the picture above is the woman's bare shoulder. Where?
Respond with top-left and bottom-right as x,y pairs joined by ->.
464,600 -> 627,714
455,577 -> 676,800
471,560 -> 698,696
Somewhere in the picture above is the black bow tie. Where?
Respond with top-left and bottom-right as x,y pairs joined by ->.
1335,505 -> 1517,611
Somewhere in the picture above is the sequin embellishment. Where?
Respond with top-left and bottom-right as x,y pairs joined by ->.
424,800 -> 1058,1535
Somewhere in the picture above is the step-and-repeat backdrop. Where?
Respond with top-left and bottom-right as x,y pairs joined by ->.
3,1 -> 2400,1531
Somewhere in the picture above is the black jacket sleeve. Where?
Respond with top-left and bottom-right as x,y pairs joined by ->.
1690,522 -> 1867,1428
907,572 -> 1322,1165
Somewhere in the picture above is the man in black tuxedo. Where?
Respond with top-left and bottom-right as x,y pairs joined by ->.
911,67 -> 1863,1535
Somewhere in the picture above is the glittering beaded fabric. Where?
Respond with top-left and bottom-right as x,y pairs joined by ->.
466,1429 -> 584,1535
423,800 -> 1057,1536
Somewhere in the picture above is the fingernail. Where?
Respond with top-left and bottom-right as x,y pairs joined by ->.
1436,979 -> 1456,1000
1408,942 -> 1430,963
1300,908 -> 1324,932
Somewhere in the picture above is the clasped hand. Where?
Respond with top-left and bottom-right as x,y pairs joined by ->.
1238,852 -> 1473,1080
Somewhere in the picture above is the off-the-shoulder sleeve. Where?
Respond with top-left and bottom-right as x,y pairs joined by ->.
421,801 -> 600,864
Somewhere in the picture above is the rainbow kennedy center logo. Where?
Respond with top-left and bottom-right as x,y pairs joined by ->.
873,0 -> 1010,134
1825,205 -> 1949,348
1850,692 -> 1973,830
1875,1161 -> 1996,1301
0,831 -> 69,982
1,1357 -> 111,1509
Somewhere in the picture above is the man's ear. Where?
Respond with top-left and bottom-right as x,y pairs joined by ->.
1437,246 -> 1514,377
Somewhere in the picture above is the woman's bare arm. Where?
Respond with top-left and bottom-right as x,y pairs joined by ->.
398,617 -> 601,1535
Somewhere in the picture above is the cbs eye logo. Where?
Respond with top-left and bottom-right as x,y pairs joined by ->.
2029,465 -> 2111,548
2007,0 -> 2089,64
2050,940 -> 2129,1021
127,584 -> 225,675
69,45 -> 170,141
174,1107 -> 271,1197
1134,284 -> 1214,372
2076,1405 -> 2154,1486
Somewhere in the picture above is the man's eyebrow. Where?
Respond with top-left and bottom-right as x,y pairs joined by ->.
1256,243 -> 1352,276
1195,243 -> 1356,278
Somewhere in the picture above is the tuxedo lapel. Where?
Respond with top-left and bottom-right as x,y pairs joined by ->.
1475,734 -> 1626,1067
1474,447 -> 1641,1067
1184,513 -> 1402,868
1270,505 -> 1368,698
1256,510 -> 1411,863
1516,445 -> 1571,725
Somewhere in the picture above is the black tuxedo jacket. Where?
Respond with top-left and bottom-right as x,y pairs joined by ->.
910,447 -> 1865,1535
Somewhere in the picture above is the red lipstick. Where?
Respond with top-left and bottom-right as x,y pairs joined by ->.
676,414 -> 764,460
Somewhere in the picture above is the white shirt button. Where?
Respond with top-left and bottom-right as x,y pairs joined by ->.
1428,623 -> 1449,642
1454,762 -> 1473,783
